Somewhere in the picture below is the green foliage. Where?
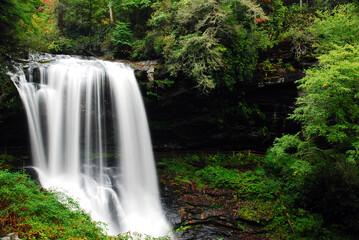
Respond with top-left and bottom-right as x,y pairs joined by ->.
160,153 -> 333,238
112,0 -> 153,28
293,45 -> 359,159
310,3 -> 359,53
0,71 -> 20,111
196,164 -> 281,201
196,165 -> 241,189
263,43 -> 359,235
40,0 -> 155,57
281,27 -> 313,58
264,135 -> 315,204
288,209 -> 326,238
233,160 -> 332,238
140,78 -> 175,100
133,0 -> 178,59
160,153 -> 264,196
158,157 -> 196,176
167,30 -> 222,90
0,154 -> 18,171
259,0 -> 288,41
112,22 -> 134,47
0,170 -> 107,239
0,0 -> 42,49
237,200 -> 278,223
143,0 -> 270,91
236,170 -> 277,200
216,29 -> 266,90
164,0 -> 227,91
0,0 -> 46,110
258,1 -> 316,58
158,152 -> 263,187
107,22 -> 135,58
46,0 -> 110,55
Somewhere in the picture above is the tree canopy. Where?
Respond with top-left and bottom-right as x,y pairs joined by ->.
265,4 -> 359,234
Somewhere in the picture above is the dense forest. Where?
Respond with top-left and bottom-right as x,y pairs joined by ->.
1,0 -> 359,239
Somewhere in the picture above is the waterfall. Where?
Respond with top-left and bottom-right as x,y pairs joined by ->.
9,54 -> 170,237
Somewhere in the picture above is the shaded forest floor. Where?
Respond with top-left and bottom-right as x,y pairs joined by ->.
157,152 -> 286,240
160,175 -> 278,239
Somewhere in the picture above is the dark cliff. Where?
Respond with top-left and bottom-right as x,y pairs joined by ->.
0,44 -> 317,153
139,43 -> 317,152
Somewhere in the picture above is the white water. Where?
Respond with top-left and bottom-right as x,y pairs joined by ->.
9,54 -> 170,237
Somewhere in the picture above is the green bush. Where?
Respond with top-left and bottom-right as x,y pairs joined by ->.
196,165 -> 241,189
310,3 -> 359,53
143,0 -> 269,91
262,44 -> 359,236
158,157 -> 196,176
109,22 -> 135,58
293,45 -> 359,159
303,158 -> 359,234
0,154 -> 17,171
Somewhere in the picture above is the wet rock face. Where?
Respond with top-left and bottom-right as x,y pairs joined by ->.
178,225 -> 233,240
141,44 -> 317,152
145,79 -> 300,152
1,49 -> 317,155
159,173 -> 272,240
0,107 -> 29,151
160,181 -> 182,227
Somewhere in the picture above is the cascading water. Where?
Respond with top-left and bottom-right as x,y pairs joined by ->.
8,54 -> 171,237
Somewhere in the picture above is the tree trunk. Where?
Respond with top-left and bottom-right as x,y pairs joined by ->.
89,0 -> 93,37
109,6 -> 114,23
58,0 -> 64,34
108,0 -> 114,24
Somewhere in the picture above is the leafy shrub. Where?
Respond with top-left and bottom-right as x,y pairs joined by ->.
109,22 -> 135,58
196,165 -> 241,189
144,0 -> 269,91
0,68 -> 20,111
0,154 -> 16,171
303,158 -> 359,234
289,210 -> 326,239
157,157 -> 197,177
160,153 -> 265,195
236,170 -> 280,200
310,3 -> 359,53
263,44 -> 359,236
293,45 -> 359,160
237,200 -> 278,223
200,153 -> 227,166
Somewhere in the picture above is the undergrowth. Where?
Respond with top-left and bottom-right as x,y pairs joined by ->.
159,152 -> 348,239
0,154 -> 172,240
0,169 -> 107,239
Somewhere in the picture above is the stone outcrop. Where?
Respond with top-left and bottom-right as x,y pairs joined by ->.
160,173 -> 274,240
0,233 -> 21,240
135,43 -> 318,152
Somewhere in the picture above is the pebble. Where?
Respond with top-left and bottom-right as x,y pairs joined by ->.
0,233 -> 21,240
